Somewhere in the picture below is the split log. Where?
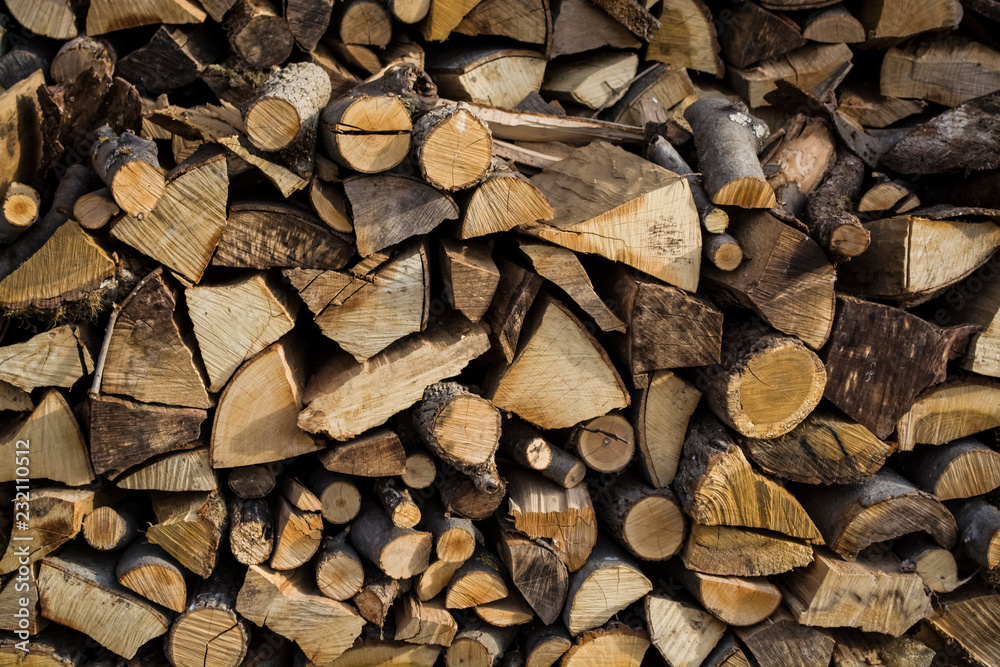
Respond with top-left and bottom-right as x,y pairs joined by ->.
270,495 -> 323,570
801,4 -> 865,42
821,295 -> 977,439
561,621 -> 649,667
462,164 -> 553,239
523,141 -> 701,291
541,51 -> 638,110
226,0 -> 295,69
494,518 -> 569,625
111,147 -> 228,283
243,62 -> 330,152
562,538 -> 651,636
285,0 -> 335,49
332,633 -> 440,665
858,177 -> 920,214
676,567 -> 783,626
320,95 -> 412,174
228,464 -> 281,499
439,237 -> 500,322
734,606 -> 835,667
453,0 -> 549,44
116,25 -> 223,93
429,48 -> 547,109
953,499 -> 1000,570
454,100 -> 646,145
0,487 -> 94,572
778,548 -> 933,636
505,468 -> 597,573
632,369 -> 701,487
742,409 -> 893,485
718,1 -> 806,68
681,524 -> 814,577
883,93 -> 1000,178
805,147 -> 869,258
72,188 -> 119,230
309,177 -> 351,232
796,468 -> 957,560
324,38 -> 382,75
446,618 -> 518,666
229,498 -> 274,565
390,0 -> 432,22
235,564 -> 365,664
523,624 -> 571,667
4,0 -> 77,38
896,438 -> 1000,500
474,588 -> 534,627
412,104 -> 493,191
315,429 -> 407,477
342,174 -> 459,256
606,265 -> 722,373
89,394 -> 206,475
445,546 -> 509,608
0,182 -> 40,244
923,587 -> 1000,667
830,628 -> 935,667
697,321 -> 826,439
0,70 -> 43,212
90,125 -> 165,219
684,97 -> 775,209
498,419 -> 586,489
838,83 -> 926,129
486,295 -> 629,430
164,572 -> 250,667
566,413 -> 634,475
146,490 -> 227,579
856,0 -> 959,45
187,271 -> 297,393
551,0 -> 640,57
211,338 -> 321,467
893,537 -> 971,593
82,503 -> 139,551
285,240 -> 430,361
594,472 -> 685,561
422,501 -> 477,563
838,214 -> 1000,305
86,0 -> 206,35
315,531 -> 365,601
483,259 -> 542,364
606,64 -> 693,127
645,134 -> 729,234
645,593 -> 726,667
354,565 -> 411,625
881,35 -> 1000,107
350,501 -> 432,579
396,595 -> 458,646
674,415 -> 823,543
647,0 -> 723,76
703,634 -> 751,667
100,268 -> 211,409
307,469 -> 362,524
114,447 -> 217,492
38,547 -> 170,659
415,559 -> 462,602
702,211 -> 836,350
727,43 -> 853,108
116,539 -> 188,613
0,388 -> 94,486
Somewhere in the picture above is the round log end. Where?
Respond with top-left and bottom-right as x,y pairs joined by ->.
381,531 -> 433,579
112,161 -> 166,218
402,452 -> 437,489
438,526 -> 477,563
574,414 -> 635,474
245,97 -> 302,151
320,479 -> 362,524
418,108 -> 493,191
731,342 -> 826,438
623,495 -> 686,561
712,177 -> 777,209
829,223 -> 872,258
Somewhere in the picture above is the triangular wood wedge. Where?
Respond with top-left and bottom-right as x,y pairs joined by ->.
0,325 -> 90,392
0,389 -> 94,486
523,141 -> 701,292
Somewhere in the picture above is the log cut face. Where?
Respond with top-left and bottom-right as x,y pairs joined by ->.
523,141 -> 702,292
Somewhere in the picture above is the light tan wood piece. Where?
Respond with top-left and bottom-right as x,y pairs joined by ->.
634,370 -> 701,488
830,628 -> 935,667
857,0 -> 959,46
308,469 -> 362,524
801,4 -> 865,42
858,179 -> 920,213
316,530 -> 365,601
0,486 -> 94,573
494,517 -> 568,625
778,548 -> 933,636
73,188 -> 120,230
316,428 -> 408,477
430,48 -> 547,109
236,564 -> 365,664
163,573 -> 250,667
445,618 -> 518,666
350,501 -> 432,579
727,43 -> 854,108
0,389 -> 93,486
211,339 -> 320,468
38,547 -> 170,659
411,104 -> 493,192
893,537 -> 971,594
561,621 -> 650,667
402,450 -> 437,489
648,0 -> 723,76
594,473 -> 685,561
923,587 -> 1000,667
445,546 -> 509,608
734,606 -> 836,667
4,0 -> 78,38
474,587 -> 534,627
422,500 -> 477,563
82,504 -> 139,551
114,447 -> 217,492
674,416 -> 823,543
111,147 -> 228,283
461,162 -> 553,239
486,295 -> 629,430
116,539 -> 189,612
567,413 -> 635,474
499,420 -> 587,489
677,567 -> 782,626
0,324 -> 91,393
645,593 -> 726,667
91,125 -> 165,219
882,35 -> 1000,108
682,523 -> 814,577
146,490 -> 227,579
187,271 -> 297,392
541,51 -> 638,110
270,495 -> 322,570
86,0 -> 206,34
321,94 -> 412,174
0,182 -> 40,243
454,0 -> 549,44
354,565 -> 412,625
505,467 -> 597,573
523,141 -> 700,291
562,538 -> 651,636
396,595 -> 458,646
898,438 -> 1000,500
439,237 -> 500,322
415,559 -> 462,602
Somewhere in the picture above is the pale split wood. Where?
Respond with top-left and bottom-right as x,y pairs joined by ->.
645,593 -> 726,667
561,621 -> 650,666
0,324 -> 89,391
676,567 -> 783,626
146,490 -> 227,579
430,48 -> 548,109
682,524 -> 814,577
86,0 -> 206,34
647,0 -> 723,76
0,487 -> 94,573
0,389 -> 94,484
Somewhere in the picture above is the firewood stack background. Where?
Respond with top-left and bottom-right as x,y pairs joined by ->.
2,0 -> 1000,664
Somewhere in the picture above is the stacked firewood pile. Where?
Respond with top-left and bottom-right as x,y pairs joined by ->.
2,0 -> 1000,664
